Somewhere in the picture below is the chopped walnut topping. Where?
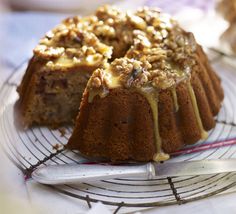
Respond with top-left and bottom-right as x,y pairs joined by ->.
33,5 -> 198,90
132,71 -> 149,88
152,71 -> 175,90
63,16 -> 81,26
136,7 -> 161,24
34,22 -> 112,68
143,47 -> 167,63
126,11 -> 147,30
34,45 -> 65,59
90,52 -> 188,90
93,23 -> 116,38
96,5 -> 123,21
110,58 -> 134,75
89,69 -> 111,89
109,58 -> 151,88
133,30 -> 151,49
91,76 -> 102,88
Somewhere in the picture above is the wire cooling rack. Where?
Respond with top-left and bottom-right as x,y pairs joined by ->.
1,49 -> 236,214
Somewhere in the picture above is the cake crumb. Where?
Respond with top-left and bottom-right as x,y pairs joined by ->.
58,127 -> 66,137
52,144 -> 60,151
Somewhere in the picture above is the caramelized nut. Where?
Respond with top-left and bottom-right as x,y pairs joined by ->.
91,77 -> 102,88
127,12 -> 147,30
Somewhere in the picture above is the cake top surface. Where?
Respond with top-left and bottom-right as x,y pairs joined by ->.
85,6 -> 198,92
33,5 -> 198,90
34,23 -> 112,69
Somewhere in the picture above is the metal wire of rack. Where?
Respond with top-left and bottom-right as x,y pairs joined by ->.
1,49 -> 236,214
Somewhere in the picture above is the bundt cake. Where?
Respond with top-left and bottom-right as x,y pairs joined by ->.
17,6 -> 224,162
67,7 -> 224,162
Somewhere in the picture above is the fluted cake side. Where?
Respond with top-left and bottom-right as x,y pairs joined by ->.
67,7 -> 224,162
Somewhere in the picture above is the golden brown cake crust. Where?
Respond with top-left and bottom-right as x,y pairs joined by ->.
68,89 -> 156,162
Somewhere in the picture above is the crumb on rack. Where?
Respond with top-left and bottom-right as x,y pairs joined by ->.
52,144 -> 60,150
58,127 -> 66,137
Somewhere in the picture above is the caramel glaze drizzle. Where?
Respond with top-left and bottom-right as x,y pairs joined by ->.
139,80 -> 208,162
171,88 -> 179,112
139,88 -> 170,162
187,80 -> 208,139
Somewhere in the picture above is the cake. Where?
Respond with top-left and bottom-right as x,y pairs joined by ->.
17,6 -> 224,162
67,7 -> 224,162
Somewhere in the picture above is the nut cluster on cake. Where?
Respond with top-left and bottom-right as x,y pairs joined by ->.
80,6 -> 199,92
